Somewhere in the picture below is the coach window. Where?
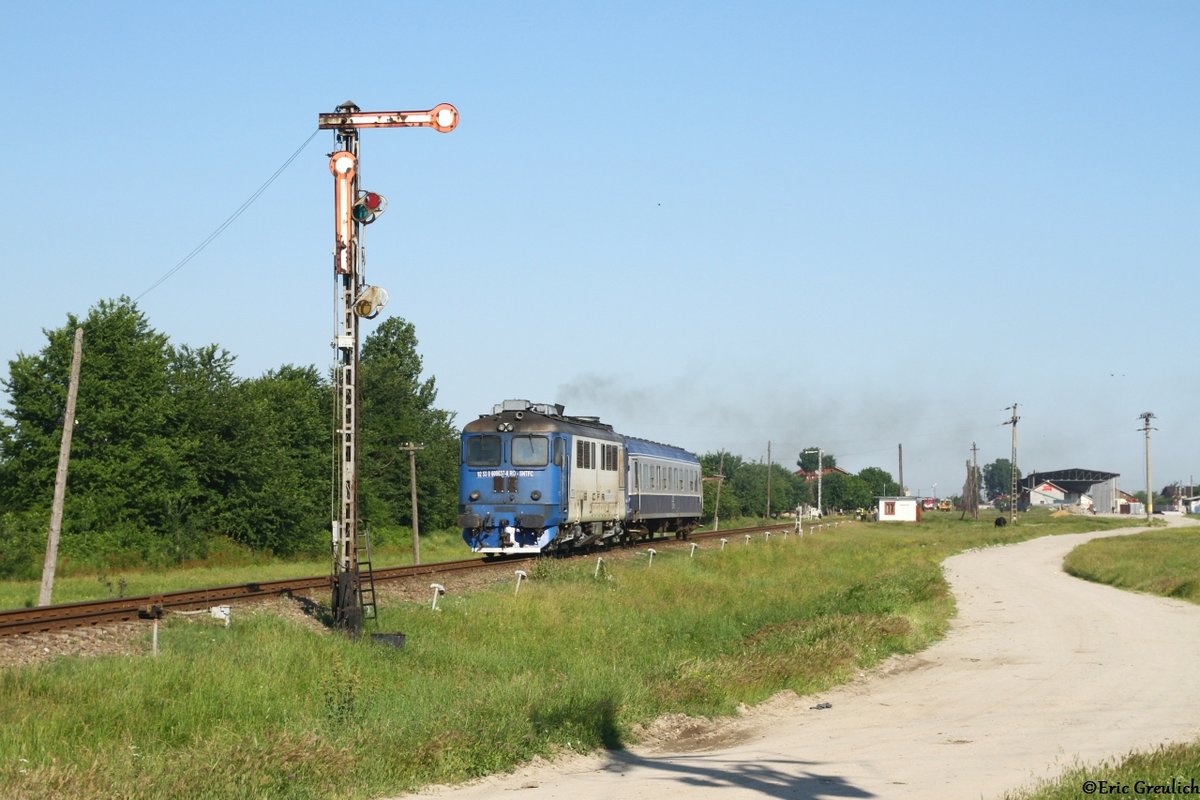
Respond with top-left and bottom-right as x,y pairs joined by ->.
466,435 -> 502,467
512,435 -> 549,467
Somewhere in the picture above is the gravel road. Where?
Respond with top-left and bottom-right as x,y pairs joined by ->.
399,518 -> 1200,800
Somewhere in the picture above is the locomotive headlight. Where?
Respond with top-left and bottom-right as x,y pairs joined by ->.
469,490 -> 480,501
530,490 -> 542,501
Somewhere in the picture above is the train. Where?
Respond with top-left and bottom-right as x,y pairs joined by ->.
458,399 -> 703,554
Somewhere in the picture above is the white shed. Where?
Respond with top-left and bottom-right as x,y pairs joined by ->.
1029,481 -> 1066,506
876,496 -> 920,523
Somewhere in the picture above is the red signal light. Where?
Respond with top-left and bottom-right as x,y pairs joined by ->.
352,191 -> 387,224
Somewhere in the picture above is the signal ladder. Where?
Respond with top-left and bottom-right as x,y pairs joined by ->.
357,530 -> 378,621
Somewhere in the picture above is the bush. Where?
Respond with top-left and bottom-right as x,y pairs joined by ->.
0,510 -> 46,580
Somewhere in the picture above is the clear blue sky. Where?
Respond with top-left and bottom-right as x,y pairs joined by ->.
2,2 -> 1196,498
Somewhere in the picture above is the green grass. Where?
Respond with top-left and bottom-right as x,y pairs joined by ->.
0,510 -> 1146,799
1063,527 -> 1200,603
1003,743 -> 1200,799
0,526 -> 466,610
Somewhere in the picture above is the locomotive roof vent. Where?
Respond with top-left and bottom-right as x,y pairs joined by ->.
492,399 -> 564,417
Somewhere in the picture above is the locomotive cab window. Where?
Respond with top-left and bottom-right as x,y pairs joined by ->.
465,435 -> 502,467
511,435 -> 549,467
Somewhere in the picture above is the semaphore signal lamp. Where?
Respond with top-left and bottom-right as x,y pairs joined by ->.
352,190 -> 387,224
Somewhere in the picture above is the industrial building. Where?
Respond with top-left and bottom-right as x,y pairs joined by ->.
1020,469 -> 1120,513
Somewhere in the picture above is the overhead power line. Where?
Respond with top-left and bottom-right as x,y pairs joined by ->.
134,128 -> 322,301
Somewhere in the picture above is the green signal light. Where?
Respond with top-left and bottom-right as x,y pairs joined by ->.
352,191 -> 387,224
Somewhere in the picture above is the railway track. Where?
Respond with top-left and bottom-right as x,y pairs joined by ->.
0,523 -> 799,638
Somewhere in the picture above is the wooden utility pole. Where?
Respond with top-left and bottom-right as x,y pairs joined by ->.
39,327 -> 83,607
401,442 -> 425,564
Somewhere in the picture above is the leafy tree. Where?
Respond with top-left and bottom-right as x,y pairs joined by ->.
698,451 -> 743,483
820,472 -> 872,513
983,458 -> 1021,500
1131,490 -> 1170,509
765,462 -> 799,516
792,475 -> 816,509
163,343 -> 240,559
359,317 -> 460,533
215,365 -> 329,556
730,462 -> 769,518
698,452 -> 743,523
0,510 -> 49,580
796,447 -> 837,472
698,453 -> 741,523
857,466 -> 900,498
0,299 -> 335,567
1,298 -> 183,555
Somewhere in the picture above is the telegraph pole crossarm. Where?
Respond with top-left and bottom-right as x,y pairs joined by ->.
323,100 -> 457,636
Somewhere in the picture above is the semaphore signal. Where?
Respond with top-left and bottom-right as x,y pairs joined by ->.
318,100 -> 458,635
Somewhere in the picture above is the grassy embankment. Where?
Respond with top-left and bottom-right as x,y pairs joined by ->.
0,526 -> 470,610
0,511 -> 1144,800
1063,526 -> 1200,603
1005,522 -> 1200,800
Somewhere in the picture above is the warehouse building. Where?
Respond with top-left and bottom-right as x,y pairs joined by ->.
1021,469 -> 1120,513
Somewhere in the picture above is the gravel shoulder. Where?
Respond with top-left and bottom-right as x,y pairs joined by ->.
399,518 -> 1200,800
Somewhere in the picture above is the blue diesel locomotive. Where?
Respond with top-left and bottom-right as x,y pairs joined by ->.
459,399 -> 702,554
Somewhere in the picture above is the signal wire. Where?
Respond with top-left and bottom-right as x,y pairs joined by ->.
133,128 -> 322,302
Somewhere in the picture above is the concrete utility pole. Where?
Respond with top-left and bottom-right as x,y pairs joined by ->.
1139,412 -> 1157,522
970,441 -> 980,520
318,100 -> 458,635
1004,404 -> 1020,524
39,327 -> 84,607
400,442 -> 425,564
898,443 -> 904,495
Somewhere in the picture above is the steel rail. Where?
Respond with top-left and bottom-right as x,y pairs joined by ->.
0,524 -> 797,638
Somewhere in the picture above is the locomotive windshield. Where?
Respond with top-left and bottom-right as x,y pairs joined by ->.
511,435 -> 549,467
465,435 -> 502,466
